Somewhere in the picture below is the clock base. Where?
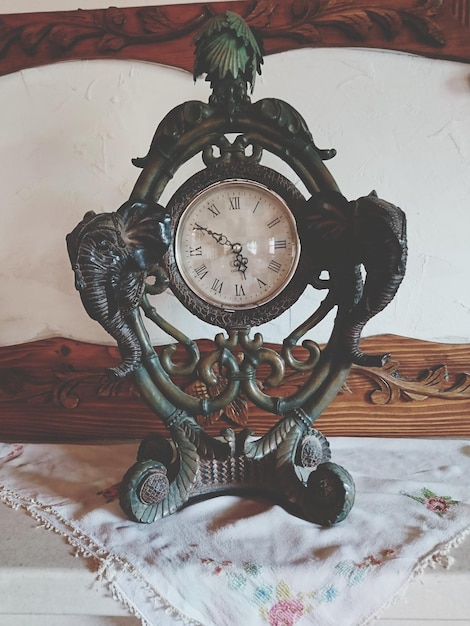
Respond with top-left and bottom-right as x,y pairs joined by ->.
119,425 -> 355,527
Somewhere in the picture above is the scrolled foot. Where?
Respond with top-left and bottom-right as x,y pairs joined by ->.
119,459 -> 170,523
305,462 -> 355,526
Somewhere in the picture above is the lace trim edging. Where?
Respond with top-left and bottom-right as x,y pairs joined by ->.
361,525 -> 470,625
0,484 -> 202,626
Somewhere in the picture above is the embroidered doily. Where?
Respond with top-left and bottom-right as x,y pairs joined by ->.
1,438 -> 469,625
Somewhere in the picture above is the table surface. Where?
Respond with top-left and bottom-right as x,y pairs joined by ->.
1,499 -> 469,626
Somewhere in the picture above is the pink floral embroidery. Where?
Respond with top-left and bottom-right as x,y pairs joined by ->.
336,549 -> 396,586
426,496 -> 452,514
0,444 -> 24,467
96,482 -> 120,503
258,580 -> 318,624
403,488 -> 459,516
200,556 -> 233,575
361,549 -> 396,567
268,598 -> 304,626
192,554 -> 338,622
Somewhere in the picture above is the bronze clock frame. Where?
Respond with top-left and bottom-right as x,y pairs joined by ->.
66,10 -> 408,526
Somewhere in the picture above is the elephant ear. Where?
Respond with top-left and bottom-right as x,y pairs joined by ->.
302,191 -> 353,265
66,210 -> 99,290
117,200 -> 171,270
355,194 -> 407,273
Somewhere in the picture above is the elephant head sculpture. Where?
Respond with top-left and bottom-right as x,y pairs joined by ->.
66,200 -> 171,378
301,190 -> 407,367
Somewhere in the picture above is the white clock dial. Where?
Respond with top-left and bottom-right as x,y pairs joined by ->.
174,179 -> 301,310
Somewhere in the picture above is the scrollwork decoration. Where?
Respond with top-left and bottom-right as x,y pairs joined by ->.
0,364 -> 137,410
2,0 -> 469,78
356,361 -> 470,404
270,0 -> 446,46
202,135 -> 263,166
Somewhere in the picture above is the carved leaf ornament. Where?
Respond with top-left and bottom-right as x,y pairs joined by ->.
1,0 -> 466,77
357,361 -> 470,405
270,0 -> 445,46
0,365 -> 137,409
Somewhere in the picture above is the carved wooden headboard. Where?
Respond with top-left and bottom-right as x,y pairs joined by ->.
0,1 -> 469,442
1,0 -> 469,76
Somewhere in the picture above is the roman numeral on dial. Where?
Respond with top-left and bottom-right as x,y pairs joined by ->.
267,217 -> 281,229
194,263 -> 208,279
268,260 -> 282,273
211,278 -> 223,294
229,196 -> 240,210
207,203 -> 220,217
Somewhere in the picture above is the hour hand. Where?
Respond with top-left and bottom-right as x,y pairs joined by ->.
194,223 -> 248,276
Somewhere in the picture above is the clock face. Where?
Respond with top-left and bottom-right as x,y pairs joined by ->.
175,179 -> 300,310
166,163 -> 308,328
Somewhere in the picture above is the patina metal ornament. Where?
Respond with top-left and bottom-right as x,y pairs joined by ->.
66,201 -> 171,378
67,11 -> 407,526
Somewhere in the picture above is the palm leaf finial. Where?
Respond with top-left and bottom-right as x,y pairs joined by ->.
193,11 -> 263,92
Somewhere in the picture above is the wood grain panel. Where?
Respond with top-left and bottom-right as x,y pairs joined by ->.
0,0 -> 469,79
0,335 -> 468,442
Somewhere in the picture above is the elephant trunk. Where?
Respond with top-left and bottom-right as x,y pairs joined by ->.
345,196 -> 407,367
101,309 -> 143,379
74,242 -> 145,379
78,278 -> 144,378
67,201 -> 171,379
344,268 -> 406,367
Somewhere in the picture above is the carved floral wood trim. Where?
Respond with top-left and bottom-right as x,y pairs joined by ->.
0,0 -> 469,78
0,336 -> 469,441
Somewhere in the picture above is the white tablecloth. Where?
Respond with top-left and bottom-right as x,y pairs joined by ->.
1,437 -> 469,626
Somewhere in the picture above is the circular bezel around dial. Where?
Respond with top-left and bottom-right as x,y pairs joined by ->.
175,180 -> 299,309
165,162 -> 308,328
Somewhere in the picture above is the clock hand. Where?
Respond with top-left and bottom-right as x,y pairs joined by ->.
232,248 -> 248,279
194,223 -> 231,247
194,223 -> 248,277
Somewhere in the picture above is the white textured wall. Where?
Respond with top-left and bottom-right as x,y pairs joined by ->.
1,0 -> 469,348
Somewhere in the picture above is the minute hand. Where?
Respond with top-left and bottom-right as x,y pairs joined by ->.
194,223 -> 248,277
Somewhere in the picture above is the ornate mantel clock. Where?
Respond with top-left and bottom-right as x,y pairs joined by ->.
67,12 -> 407,526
